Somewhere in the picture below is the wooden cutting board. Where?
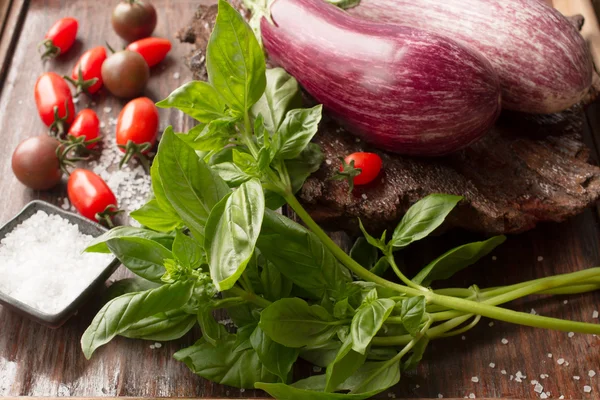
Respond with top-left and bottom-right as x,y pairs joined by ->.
0,0 -> 599,399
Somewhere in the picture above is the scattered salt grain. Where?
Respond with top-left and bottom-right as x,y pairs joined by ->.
355,137 -> 360,143
312,366 -> 322,373
568,332 -> 575,338
361,194 -> 368,200
0,211 -> 112,314
559,396 -> 564,399
515,371 -> 526,383
387,393 -> 396,399
565,361 -> 569,366
531,380 -> 538,385
73,97 -> 80,104
584,385 -> 592,393
501,338 -> 509,345
563,300 -> 568,304
534,383 -> 544,394
240,388 -> 245,393
438,395 -> 443,399
149,344 -> 155,349
173,72 -> 181,79
489,321 -> 494,327
540,374 -> 549,379
489,363 -> 496,368
589,370 -> 596,378
469,394 -> 476,399
61,197 -> 70,210
557,358 -> 565,365
471,377 -> 479,383
531,308 -> 537,315
103,107 -> 112,113
18,100 -> 23,105
540,393 -> 548,399
593,310 -> 599,319
415,384 -> 420,389
547,353 -> 553,358
325,159 -> 332,165
501,370 -> 507,375
574,376 -> 580,380
91,101 -> 97,106
100,121 -> 106,129
462,335 -> 466,341
109,117 -> 118,125
537,256 -> 544,262
154,342 -> 162,349
510,375 -> 514,381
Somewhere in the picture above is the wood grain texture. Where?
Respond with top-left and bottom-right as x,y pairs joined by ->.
0,0 -> 598,399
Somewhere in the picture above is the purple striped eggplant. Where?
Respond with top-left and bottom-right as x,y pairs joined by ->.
260,0 -> 501,156
346,0 -> 593,114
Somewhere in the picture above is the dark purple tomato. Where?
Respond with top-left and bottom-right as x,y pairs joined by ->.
12,135 -> 63,190
101,50 -> 150,98
112,0 -> 157,42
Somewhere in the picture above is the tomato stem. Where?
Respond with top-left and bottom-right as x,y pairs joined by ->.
95,205 -> 123,228
63,67 -> 99,97
118,140 -> 152,170
38,38 -> 61,60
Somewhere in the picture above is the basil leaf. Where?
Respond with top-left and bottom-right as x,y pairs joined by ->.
390,194 -> 462,249
120,309 -> 196,341
198,306 -> 227,346
130,199 -> 182,232
212,162 -> 251,187
338,360 -> 401,394
403,336 -> 429,371
412,235 -> 506,286
104,277 -> 161,302
86,226 -> 174,253
174,336 -> 278,389
206,0 -> 266,112
358,219 -> 387,253
81,280 -> 194,358
261,260 -> 293,301
400,296 -> 426,336
157,127 -> 230,240
351,298 -> 395,354
250,325 -> 300,382
176,118 -> 236,152
325,336 -> 366,392
299,341 -> 341,368
156,81 -> 226,123
259,298 -> 339,348
205,178 -> 265,291
326,0 -> 361,9
105,237 -> 172,283
276,105 -> 323,160
173,230 -> 205,270
255,382 -> 377,400
333,298 -> 354,319
150,157 -> 179,219
350,237 -> 379,269
258,210 -> 351,299
251,67 -> 302,133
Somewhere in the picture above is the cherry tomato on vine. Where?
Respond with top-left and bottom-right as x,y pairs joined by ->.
12,135 -> 63,190
68,109 -> 101,149
34,72 -> 75,134
126,37 -> 171,67
66,46 -> 107,95
116,97 -> 159,168
112,0 -> 157,42
101,50 -> 149,98
68,169 -> 119,225
342,152 -> 382,185
39,17 -> 78,59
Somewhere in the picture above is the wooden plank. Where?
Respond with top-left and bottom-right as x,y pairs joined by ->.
0,0 -> 27,92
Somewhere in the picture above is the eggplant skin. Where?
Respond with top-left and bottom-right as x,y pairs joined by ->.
348,0 -> 593,115
261,0 -> 502,156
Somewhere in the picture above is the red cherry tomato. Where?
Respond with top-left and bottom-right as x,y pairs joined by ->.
116,97 -> 159,168
68,46 -> 107,95
34,72 -> 75,133
68,109 -> 100,149
68,169 -> 118,223
342,152 -> 382,185
40,17 -> 78,59
126,37 -> 171,68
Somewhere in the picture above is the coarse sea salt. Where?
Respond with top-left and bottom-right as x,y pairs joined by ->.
0,211 -> 112,314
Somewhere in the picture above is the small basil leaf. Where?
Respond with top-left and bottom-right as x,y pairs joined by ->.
400,296 -> 426,336
325,336 -> 367,392
157,127 -> 230,240
258,210 -> 351,299
350,237 -> 379,269
390,194 -> 462,249
250,325 -> 300,382
351,298 -> 395,354
173,230 -> 205,270
175,336 -> 278,389
81,280 -> 194,358
358,219 -> 387,253
105,237 -> 172,283
412,235 -> 506,286
205,179 -> 265,291
333,298 -> 354,319
338,360 -> 401,394
130,199 -> 182,232
251,67 -> 302,133
86,226 -> 175,253
176,118 -> 236,152
403,336 -> 430,371
156,81 -> 226,122
206,0 -> 266,112
198,306 -> 227,346
261,260 -> 293,301
276,105 -> 323,160
259,298 -> 339,348
211,162 -> 251,187
120,309 -> 196,341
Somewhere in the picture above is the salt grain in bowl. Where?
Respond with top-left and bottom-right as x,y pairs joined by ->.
0,211 -> 113,315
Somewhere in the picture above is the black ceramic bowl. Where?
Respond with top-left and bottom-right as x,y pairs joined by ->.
0,200 -> 119,328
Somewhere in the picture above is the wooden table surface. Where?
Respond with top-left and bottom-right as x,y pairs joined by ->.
0,0 -> 599,399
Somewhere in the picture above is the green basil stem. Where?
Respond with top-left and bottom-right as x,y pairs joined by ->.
283,193 -> 600,335
387,254 -> 428,292
227,285 -> 272,308
372,315 -> 471,346
438,314 -> 481,338
480,275 -> 600,299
